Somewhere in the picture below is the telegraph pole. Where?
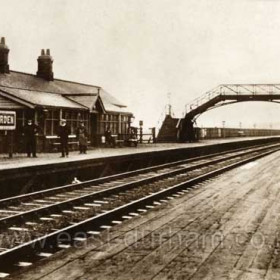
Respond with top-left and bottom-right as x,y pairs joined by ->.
167,92 -> 172,116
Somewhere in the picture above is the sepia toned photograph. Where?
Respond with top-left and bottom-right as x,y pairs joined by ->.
0,0 -> 280,279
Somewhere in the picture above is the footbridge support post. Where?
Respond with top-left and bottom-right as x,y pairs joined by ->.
178,118 -> 196,143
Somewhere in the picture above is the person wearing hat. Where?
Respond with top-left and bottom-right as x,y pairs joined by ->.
76,121 -> 88,154
58,119 -> 70,157
105,126 -> 113,147
23,119 -> 39,157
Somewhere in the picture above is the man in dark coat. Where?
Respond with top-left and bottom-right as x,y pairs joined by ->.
23,119 -> 39,157
105,126 -> 113,147
76,121 -> 88,154
58,119 -> 70,157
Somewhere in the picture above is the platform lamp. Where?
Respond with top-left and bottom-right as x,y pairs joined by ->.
42,109 -> 49,135
222,121 -> 226,138
41,109 -> 49,150
139,120 -> 143,144
149,127 -> 156,143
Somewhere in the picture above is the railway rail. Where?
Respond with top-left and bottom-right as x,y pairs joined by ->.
0,142 -> 279,277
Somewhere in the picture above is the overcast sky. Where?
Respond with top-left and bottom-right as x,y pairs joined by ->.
1,0 -> 280,129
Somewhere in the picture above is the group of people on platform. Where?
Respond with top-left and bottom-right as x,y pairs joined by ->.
104,126 -> 137,147
23,121 -> 137,158
23,119 -> 88,158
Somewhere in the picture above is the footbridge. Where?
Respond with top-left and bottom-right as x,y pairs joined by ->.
158,84 -> 280,142
185,84 -> 280,120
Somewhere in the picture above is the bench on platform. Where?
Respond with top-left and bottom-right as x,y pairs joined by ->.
103,134 -> 138,148
125,138 -> 138,147
46,135 -> 79,152
110,135 -> 124,147
115,139 -> 125,147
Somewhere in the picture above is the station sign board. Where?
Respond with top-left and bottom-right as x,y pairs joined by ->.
0,110 -> 16,130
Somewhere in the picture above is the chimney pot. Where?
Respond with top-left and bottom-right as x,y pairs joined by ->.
0,37 -> 5,45
37,49 -> 54,81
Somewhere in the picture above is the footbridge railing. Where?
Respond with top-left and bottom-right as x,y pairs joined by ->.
184,84 -> 280,120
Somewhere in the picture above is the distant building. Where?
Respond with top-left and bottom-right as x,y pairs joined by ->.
0,37 -> 133,153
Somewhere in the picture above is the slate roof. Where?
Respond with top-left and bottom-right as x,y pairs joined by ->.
99,89 -> 132,114
0,71 -> 100,94
63,94 -> 99,110
0,71 -> 132,114
0,86 -> 86,109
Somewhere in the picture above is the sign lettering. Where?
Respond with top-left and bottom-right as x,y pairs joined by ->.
0,111 -> 16,130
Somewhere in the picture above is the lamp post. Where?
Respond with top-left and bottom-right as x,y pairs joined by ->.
139,120 -> 143,144
167,92 -> 172,116
222,121 -> 225,138
149,127 -> 156,143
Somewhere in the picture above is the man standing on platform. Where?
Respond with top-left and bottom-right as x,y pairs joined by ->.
105,126 -> 113,147
23,119 -> 39,158
58,119 -> 70,158
76,121 -> 88,154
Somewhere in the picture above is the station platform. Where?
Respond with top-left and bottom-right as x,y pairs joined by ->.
0,136 -> 278,171
10,143 -> 280,280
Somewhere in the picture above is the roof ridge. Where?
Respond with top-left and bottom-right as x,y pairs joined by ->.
62,93 -> 98,96
9,70 -> 101,89
0,84 -> 61,94
0,85 -> 98,95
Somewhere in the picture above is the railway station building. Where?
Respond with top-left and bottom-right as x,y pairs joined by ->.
0,38 -> 133,153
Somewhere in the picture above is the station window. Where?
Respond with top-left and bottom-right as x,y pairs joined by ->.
61,110 -> 88,135
96,113 -> 132,138
45,109 -> 60,135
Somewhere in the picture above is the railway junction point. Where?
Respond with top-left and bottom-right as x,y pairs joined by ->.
8,141 -> 280,280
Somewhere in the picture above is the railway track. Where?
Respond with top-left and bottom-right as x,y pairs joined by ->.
0,142 -> 279,278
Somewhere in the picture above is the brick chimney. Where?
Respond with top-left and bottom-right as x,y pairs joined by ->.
0,37 -> 10,74
37,49 -> 54,81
